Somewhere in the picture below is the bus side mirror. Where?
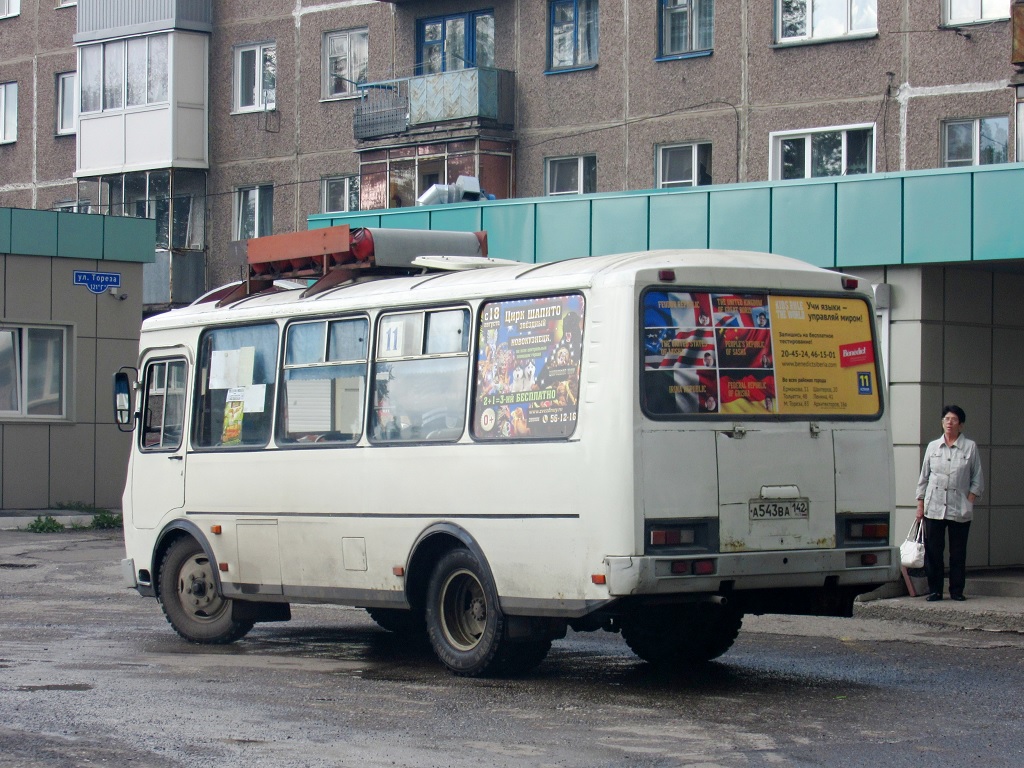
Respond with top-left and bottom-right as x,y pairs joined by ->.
113,369 -> 136,431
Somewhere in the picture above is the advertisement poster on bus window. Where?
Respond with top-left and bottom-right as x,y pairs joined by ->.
642,291 -> 879,417
473,294 -> 585,440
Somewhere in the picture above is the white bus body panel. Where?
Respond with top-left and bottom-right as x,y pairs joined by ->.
121,249 -> 898,620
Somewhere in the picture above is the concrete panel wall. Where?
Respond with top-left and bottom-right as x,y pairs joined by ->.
1,210 -> 148,511
888,264 -> 1024,568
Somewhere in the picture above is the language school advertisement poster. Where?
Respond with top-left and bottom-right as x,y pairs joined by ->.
643,291 -> 879,416
475,294 -> 585,439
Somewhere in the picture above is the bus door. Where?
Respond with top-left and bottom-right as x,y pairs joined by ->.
131,354 -> 189,530
716,424 -> 837,552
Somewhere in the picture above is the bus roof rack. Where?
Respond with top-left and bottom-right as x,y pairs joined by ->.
215,226 -> 491,306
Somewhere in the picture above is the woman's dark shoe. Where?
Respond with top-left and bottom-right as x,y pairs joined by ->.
950,594 -> 966,601
926,593 -> 943,602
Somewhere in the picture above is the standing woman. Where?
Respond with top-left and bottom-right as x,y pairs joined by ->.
915,405 -> 985,602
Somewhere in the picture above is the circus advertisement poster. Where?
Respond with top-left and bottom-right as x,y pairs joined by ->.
769,295 -> 880,416
473,294 -> 585,440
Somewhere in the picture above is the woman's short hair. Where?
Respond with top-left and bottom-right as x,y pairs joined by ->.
942,404 -> 966,424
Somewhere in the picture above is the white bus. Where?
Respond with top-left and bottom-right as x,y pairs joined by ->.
116,229 -> 897,677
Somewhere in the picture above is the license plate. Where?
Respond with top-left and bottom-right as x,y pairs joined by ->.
749,499 -> 810,520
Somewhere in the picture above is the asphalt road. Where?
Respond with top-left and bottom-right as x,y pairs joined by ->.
2,530 -> 1023,768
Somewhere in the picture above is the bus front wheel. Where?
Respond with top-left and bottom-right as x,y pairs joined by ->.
425,548 -> 507,676
158,537 -> 254,644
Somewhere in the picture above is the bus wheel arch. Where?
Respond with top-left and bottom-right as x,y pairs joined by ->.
155,528 -> 254,645
405,523 -> 493,617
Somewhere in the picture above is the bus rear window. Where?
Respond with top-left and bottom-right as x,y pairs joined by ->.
641,290 -> 880,418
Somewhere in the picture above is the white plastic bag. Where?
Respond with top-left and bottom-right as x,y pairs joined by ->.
900,519 -> 925,569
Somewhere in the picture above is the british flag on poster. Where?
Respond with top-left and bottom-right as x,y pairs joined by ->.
712,293 -> 770,328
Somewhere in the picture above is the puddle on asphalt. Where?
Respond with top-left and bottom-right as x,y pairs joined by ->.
17,683 -> 93,692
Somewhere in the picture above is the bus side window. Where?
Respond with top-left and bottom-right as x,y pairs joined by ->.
370,308 -> 469,443
193,323 -> 278,449
278,317 -> 368,445
141,359 -> 187,451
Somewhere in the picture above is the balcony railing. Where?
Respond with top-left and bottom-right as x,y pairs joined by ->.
354,67 -> 515,140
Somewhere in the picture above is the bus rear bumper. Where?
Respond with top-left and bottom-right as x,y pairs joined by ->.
605,548 -> 899,597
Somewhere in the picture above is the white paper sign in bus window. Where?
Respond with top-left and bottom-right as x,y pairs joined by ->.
642,290 -> 879,417
473,294 -> 584,440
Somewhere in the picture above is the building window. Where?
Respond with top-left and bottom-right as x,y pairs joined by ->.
945,0 -> 1009,24
546,155 -> 597,195
417,11 -> 495,75
777,0 -> 877,42
322,176 -> 360,213
771,124 -> 874,179
0,82 -> 16,143
548,0 -> 599,70
56,0 -> 76,7
323,29 -> 368,99
943,117 -> 1009,167
235,42 -> 276,112
0,0 -> 20,19
0,325 -> 67,419
660,0 -> 713,57
56,72 -> 76,135
235,184 -> 273,240
79,34 -> 168,114
657,143 -> 712,187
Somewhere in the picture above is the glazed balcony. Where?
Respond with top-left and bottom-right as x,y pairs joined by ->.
354,67 -> 515,140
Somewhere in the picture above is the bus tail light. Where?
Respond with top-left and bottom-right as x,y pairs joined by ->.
592,574 -> 607,585
650,527 -> 696,547
841,277 -> 859,290
846,520 -> 889,540
860,553 -> 878,566
670,559 -> 716,576
658,270 -> 676,282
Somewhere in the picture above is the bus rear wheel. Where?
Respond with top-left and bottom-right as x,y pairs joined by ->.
158,537 -> 253,644
425,548 -> 508,676
622,604 -> 742,666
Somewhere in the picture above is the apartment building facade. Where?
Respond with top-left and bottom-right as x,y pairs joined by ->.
1,0 -> 1021,301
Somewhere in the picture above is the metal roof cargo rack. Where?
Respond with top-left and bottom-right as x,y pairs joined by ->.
213,226 -> 494,306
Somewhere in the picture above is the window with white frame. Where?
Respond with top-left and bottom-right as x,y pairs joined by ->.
657,143 -> 712,187
943,117 -> 1009,167
777,0 -> 877,42
546,155 -> 597,195
235,184 -> 274,240
660,0 -> 714,57
323,29 -> 368,99
57,0 -> 76,6
0,0 -> 20,19
0,325 -> 67,418
56,72 -> 76,135
78,34 -> 168,114
235,42 -> 276,112
548,0 -> 599,70
771,124 -> 874,179
0,82 -> 16,144
322,175 -> 360,213
944,0 -> 1009,24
